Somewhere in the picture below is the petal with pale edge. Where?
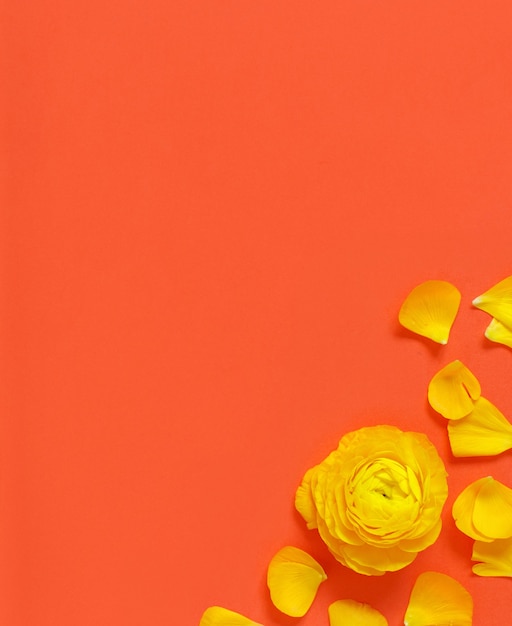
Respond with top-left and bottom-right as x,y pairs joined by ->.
267,546 -> 327,617
328,599 -> 388,626
404,571 -> 473,626
484,317 -> 512,348
447,396 -> 512,457
399,280 -> 461,344
472,537 -> 512,577
427,360 -> 480,420
199,607 -> 263,626
473,275 -> 512,329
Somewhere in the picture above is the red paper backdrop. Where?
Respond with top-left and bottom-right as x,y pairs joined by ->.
2,1 -> 512,625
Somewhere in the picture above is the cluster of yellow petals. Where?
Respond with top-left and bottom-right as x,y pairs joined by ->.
295,425 -> 448,575
399,275 -> 512,349
266,546 -> 326,616
200,278 -> 512,623
398,280 -> 461,344
453,477 -> 512,541
427,360 -> 512,457
452,477 -> 512,578
202,570 -> 473,626
404,571 -> 473,626
473,275 -> 512,348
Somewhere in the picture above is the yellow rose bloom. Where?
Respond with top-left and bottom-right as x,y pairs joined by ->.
295,425 -> 448,575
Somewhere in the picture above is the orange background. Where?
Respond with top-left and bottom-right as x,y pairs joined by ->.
2,1 -> 512,625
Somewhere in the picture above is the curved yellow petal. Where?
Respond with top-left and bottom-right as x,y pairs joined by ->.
484,317 -> 512,348
295,467 -> 318,529
399,518 -> 442,553
472,537 -> 512,577
473,275 -> 512,328
452,477 -> 494,541
399,280 -> 461,344
447,396 -> 512,457
427,360 -> 480,420
328,599 -> 388,626
472,478 -> 512,539
267,546 -> 327,617
199,607 -> 263,626
341,541 -> 417,573
403,571 -> 473,626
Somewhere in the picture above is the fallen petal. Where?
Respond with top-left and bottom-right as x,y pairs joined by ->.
452,477 -> 493,542
427,360 -> 480,420
447,396 -> 512,457
328,599 -> 388,626
472,537 -> 512,577
403,571 -> 472,626
267,546 -> 327,617
398,280 -> 461,344
473,275 -> 512,329
472,478 -> 512,539
199,606 -> 263,626
484,317 -> 512,349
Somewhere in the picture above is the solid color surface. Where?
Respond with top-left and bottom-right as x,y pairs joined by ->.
2,2 -> 512,625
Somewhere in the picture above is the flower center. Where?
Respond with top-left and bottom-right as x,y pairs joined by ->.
345,458 -> 422,537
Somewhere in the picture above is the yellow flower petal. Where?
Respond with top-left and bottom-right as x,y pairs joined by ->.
447,396 -> 512,457
473,275 -> 512,328
399,518 -> 442,553
472,478 -> 512,539
266,546 -> 327,617
472,537 -> 512,577
328,599 -> 388,626
484,317 -> 512,348
398,280 -> 461,344
452,477 -> 494,542
296,426 -> 447,575
295,467 -> 318,530
404,571 -> 473,626
199,607 -> 263,626
341,542 -> 417,573
427,360 -> 481,420
452,476 -> 512,541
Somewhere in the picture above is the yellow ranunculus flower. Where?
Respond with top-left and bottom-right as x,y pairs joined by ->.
295,425 -> 448,575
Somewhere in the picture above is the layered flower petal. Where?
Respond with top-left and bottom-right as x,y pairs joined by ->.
296,426 -> 448,575
398,280 -> 461,344
447,396 -> 512,457
427,360 -> 480,420
295,467 -> 319,530
473,275 -> 512,329
472,537 -> 512,577
199,607 -> 263,626
452,477 -> 512,541
404,571 -> 473,626
484,317 -> 512,349
266,546 -> 326,617
328,599 -> 388,626
341,542 -> 416,573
